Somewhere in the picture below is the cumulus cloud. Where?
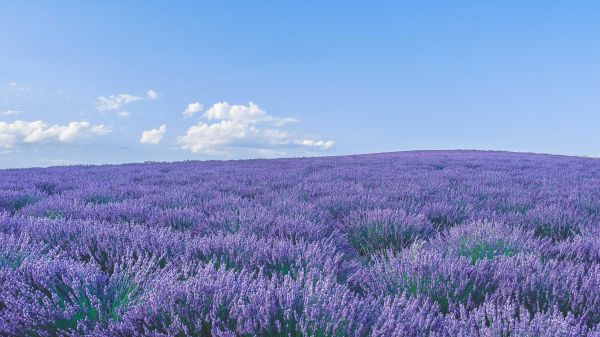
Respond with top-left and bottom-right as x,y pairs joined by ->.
140,125 -> 167,145
147,89 -> 158,100
183,102 -> 203,118
204,102 -> 297,125
117,111 -> 131,118
178,102 -> 334,155
178,120 -> 253,153
96,94 -> 142,111
0,120 -> 111,149
292,139 -> 335,149
96,89 -> 158,111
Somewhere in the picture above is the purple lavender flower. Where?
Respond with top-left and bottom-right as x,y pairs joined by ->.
1,150 -> 600,335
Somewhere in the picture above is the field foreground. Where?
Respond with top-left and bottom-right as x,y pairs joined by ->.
1,150 -> 600,336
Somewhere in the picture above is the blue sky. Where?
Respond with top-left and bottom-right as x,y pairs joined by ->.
1,1 -> 599,168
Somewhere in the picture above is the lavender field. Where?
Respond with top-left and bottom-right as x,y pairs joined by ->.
1,150 -> 599,336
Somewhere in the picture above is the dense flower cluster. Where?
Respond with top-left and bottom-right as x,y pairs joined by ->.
1,150 -> 599,336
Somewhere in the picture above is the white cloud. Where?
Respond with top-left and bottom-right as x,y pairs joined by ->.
96,89 -> 157,111
0,120 -> 111,149
140,125 -> 167,145
1,110 -> 25,116
147,89 -> 158,100
96,94 -> 142,111
204,101 -> 297,125
183,102 -> 204,118
204,102 -> 266,123
178,120 -> 253,153
292,139 -> 335,149
118,111 -> 131,118
178,102 -> 333,155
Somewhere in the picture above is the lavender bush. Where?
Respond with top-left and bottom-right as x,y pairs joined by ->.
1,150 -> 600,336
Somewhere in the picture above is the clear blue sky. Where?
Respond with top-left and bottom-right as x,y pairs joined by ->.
1,1 -> 599,168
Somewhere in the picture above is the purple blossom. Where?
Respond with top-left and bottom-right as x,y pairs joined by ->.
1,150 -> 600,335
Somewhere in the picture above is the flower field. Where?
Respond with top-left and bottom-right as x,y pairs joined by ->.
1,150 -> 599,336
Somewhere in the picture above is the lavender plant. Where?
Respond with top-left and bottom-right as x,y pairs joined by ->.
1,150 -> 600,336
